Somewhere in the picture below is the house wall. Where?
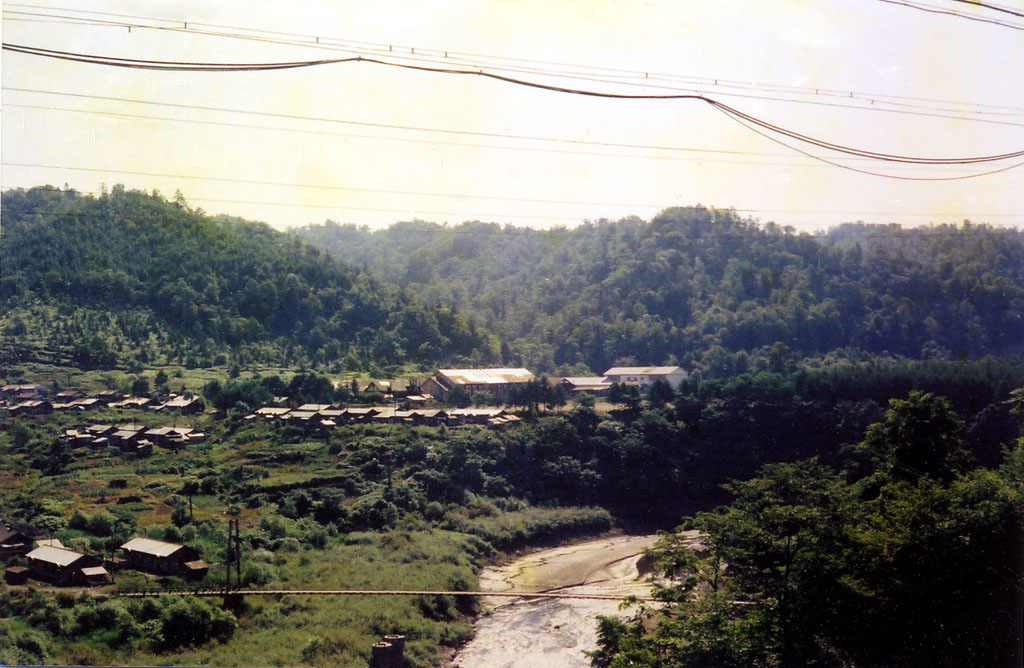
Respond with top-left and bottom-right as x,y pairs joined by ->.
28,554 -> 102,585
124,546 -> 200,574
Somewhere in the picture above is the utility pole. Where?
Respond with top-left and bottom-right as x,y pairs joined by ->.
225,518 -> 242,590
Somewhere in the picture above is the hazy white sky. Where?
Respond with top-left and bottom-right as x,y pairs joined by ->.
2,0 -> 1023,231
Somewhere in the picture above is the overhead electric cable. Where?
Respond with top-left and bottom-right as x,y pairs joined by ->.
714,106 -> 1024,181
874,0 -> 1024,29
5,43 -> 1023,176
1,86 -> 796,160
946,0 -> 1024,19
4,101 -> 998,174
6,5 -> 1024,120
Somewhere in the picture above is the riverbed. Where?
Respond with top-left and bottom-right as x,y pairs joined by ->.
451,534 -> 661,668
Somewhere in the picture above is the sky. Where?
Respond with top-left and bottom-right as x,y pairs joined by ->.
2,0 -> 1023,232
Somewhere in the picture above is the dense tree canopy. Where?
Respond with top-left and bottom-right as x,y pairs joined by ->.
295,209 -> 1024,375
1,186 -> 496,371
593,391 -> 1024,668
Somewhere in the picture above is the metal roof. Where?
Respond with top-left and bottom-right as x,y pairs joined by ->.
26,545 -> 86,566
120,537 -> 185,557
603,366 -> 685,376
163,399 -> 196,407
256,407 -> 291,415
562,376 -> 611,386
438,368 -> 535,385
35,538 -> 64,549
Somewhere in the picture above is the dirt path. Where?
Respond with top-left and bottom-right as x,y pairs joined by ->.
452,534 -> 661,668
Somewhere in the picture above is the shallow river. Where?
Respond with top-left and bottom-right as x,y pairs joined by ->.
451,534 -> 660,668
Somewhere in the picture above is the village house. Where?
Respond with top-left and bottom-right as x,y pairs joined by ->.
62,429 -> 96,448
87,424 -> 117,437
4,566 -> 28,585
255,406 -> 291,421
143,426 -> 176,446
156,397 -> 203,415
95,389 -> 124,404
341,407 -> 379,423
447,407 -> 508,425
361,380 -> 389,395
404,393 -> 433,406
25,545 -> 108,586
560,376 -> 613,397
408,409 -> 448,427
68,397 -> 103,411
601,366 -> 688,390
119,537 -> 207,576
0,527 -> 32,559
1,384 -> 49,401
9,399 -> 53,416
296,403 -> 332,412
421,368 -> 535,401
110,424 -> 146,450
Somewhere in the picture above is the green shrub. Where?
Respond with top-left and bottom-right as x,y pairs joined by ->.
159,599 -> 236,650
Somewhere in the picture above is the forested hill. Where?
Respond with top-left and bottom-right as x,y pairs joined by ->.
294,209 -> 1024,375
0,186 -> 496,370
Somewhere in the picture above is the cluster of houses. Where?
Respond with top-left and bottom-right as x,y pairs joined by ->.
1,384 -> 203,417
419,366 -> 688,400
558,366 -> 689,397
62,423 -> 206,455
2,525 -> 208,587
4,365 -> 688,430
247,404 -> 520,429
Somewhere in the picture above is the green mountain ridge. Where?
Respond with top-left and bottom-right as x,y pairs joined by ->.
4,186 -> 1023,378
1,186 -> 495,371
293,209 -> 1024,375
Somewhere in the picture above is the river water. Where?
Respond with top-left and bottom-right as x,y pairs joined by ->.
451,534 -> 660,668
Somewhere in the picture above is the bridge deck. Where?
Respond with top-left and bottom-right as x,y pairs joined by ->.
115,588 -> 652,601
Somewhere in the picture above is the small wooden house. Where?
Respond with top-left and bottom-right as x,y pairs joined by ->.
25,546 -> 107,585
120,537 -> 206,576
10,400 -> 53,416
0,527 -> 32,559
4,566 -> 28,585
157,398 -> 203,415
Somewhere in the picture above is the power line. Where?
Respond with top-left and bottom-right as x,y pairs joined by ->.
12,8 -> 1022,129
716,107 -> 1024,181
0,86 -> 781,159
874,0 -> 1024,30
945,0 -> 1024,19
5,45 -> 1023,176
3,101 -> 997,175
3,87 -> 1000,171
7,4 -> 1023,118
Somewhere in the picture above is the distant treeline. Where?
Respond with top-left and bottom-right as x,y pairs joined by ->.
5,187 -> 1023,378
1,186 -> 495,372
295,210 -> 1024,375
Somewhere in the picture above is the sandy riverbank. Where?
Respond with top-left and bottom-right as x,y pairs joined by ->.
451,534 -> 661,668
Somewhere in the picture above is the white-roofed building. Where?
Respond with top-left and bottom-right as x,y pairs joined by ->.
560,376 -> 613,396
120,537 -> 206,575
25,545 -> 106,585
602,366 -> 688,390
422,368 -> 535,400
